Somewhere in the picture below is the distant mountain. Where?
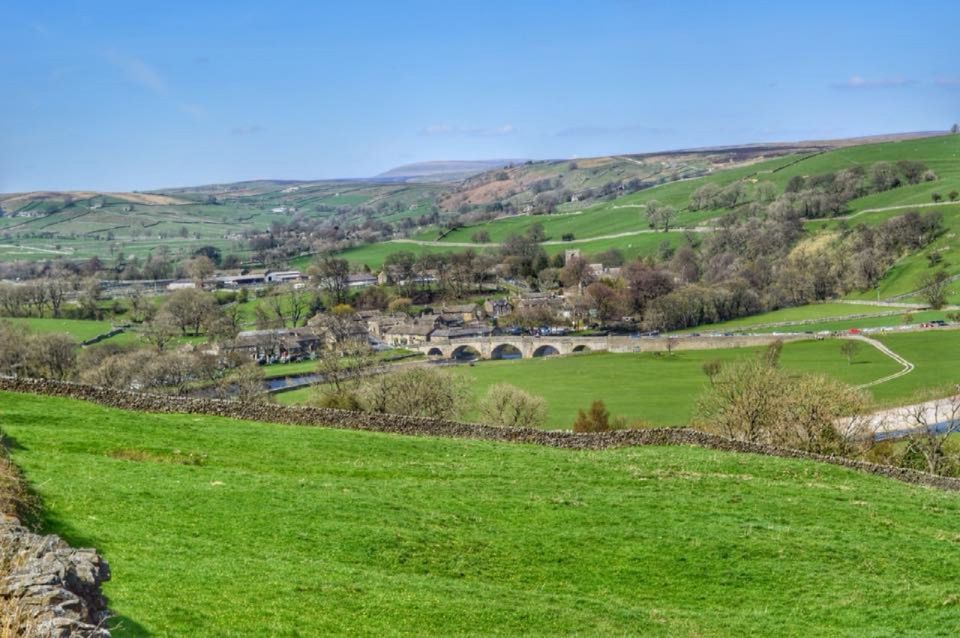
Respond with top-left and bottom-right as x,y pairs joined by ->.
377,160 -> 526,183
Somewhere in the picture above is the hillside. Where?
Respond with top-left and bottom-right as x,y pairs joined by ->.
377,159 -> 523,183
3,390 -> 960,636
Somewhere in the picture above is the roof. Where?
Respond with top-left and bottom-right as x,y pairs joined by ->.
442,304 -> 478,313
386,322 -> 435,337
432,326 -> 495,339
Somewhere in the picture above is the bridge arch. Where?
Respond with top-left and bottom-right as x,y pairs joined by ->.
532,344 -> 560,358
491,343 -> 523,360
451,344 -> 481,360
426,347 -> 444,357
572,344 -> 591,353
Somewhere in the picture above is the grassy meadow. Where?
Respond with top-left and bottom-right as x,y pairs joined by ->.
277,339 -> 902,427
4,390 -> 960,636
1,317 -> 118,342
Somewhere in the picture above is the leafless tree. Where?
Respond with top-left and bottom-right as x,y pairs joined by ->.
140,312 -> 180,352
900,391 -> 960,475
310,255 -> 351,306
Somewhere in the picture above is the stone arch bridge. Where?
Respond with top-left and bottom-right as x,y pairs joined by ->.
413,333 -> 809,360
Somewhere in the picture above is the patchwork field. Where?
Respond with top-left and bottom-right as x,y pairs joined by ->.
4,391 -> 960,636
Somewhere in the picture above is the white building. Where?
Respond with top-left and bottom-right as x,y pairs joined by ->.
265,270 -> 304,284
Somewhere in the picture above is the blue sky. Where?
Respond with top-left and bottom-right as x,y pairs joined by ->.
2,0 -> 958,191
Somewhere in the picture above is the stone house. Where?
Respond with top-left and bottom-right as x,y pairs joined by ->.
382,321 -> 435,347
230,328 -> 323,362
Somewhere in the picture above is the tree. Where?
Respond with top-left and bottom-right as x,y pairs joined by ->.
314,342 -> 378,400
387,297 -> 412,314
0,321 -> 30,376
164,288 -> 218,335
310,255 -> 351,306
919,270 -> 952,309
220,363 -> 270,405
702,359 -> 723,383
898,392 -> 960,475
77,279 -> 103,320
839,340 -> 861,365
949,190 -> 959,202
27,333 -> 77,380
932,192 -> 943,203
559,255 -> 594,289
952,123 -> 960,135
471,230 -> 491,243
572,400 -> 611,433
140,312 -> 180,352
44,275 -> 68,319
645,200 -> 676,232
479,383 -> 548,428
695,355 -> 867,454
184,255 -> 215,284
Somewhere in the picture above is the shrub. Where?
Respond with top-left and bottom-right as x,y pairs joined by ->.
479,383 -> 548,428
572,400 -> 611,433
359,367 -> 472,420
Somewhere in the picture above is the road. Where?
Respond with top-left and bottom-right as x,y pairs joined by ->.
389,226 -> 713,249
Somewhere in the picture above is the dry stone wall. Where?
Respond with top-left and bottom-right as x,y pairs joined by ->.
0,515 -> 111,637
2,376 -> 960,491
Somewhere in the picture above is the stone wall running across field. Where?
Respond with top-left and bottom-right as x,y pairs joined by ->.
2,375 -> 960,492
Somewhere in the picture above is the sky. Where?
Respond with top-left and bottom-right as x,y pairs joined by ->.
2,0 -> 958,192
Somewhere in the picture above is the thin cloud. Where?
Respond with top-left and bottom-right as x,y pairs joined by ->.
102,49 -> 205,120
556,123 -> 672,137
934,77 -> 960,88
103,49 -> 169,96
831,75 -> 918,89
420,123 -> 516,137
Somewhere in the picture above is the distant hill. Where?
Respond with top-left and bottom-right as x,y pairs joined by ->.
377,160 -> 525,183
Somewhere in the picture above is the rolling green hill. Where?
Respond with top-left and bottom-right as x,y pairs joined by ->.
4,390 -> 960,636
333,134 -> 960,270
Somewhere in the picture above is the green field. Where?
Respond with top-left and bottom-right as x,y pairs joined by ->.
2,317 -> 117,341
277,339 -> 901,426
741,312 -> 951,335
4,390 -> 960,636
872,330 -> 960,403
459,341 -> 901,427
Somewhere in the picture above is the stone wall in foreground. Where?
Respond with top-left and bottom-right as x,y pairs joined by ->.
2,375 -> 960,492
0,448 -> 110,637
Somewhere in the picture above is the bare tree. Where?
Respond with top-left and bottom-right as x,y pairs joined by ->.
140,312 -> 180,352
219,363 -> 271,404
919,270 -> 952,309
26,333 -> 77,380
840,340 -> 861,365
900,392 -> 960,475
645,200 -> 677,232
184,255 -> 215,285
310,255 -> 351,306
164,288 -> 218,335
45,275 -> 69,318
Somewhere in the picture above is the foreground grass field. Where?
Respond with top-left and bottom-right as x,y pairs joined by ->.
4,391 -> 960,636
